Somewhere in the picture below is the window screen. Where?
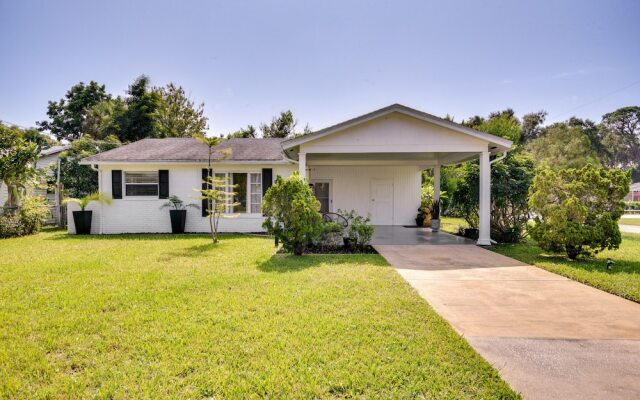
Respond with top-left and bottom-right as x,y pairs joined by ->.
125,172 -> 159,197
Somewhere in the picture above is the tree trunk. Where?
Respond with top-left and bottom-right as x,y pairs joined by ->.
566,245 -> 580,260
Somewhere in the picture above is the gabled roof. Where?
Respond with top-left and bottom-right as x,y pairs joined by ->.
80,138 -> 288,164
282,103 -> 513,151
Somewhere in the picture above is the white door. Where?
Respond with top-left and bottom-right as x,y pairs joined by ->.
312,180 -> 332,214
370,179 -> 393,225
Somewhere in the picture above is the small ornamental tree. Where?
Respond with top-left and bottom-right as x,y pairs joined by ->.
528,165 -> 630,259
199,174 -> 239,244
262,172 -> 322,255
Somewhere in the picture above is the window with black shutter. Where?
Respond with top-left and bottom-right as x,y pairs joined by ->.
112,170 -> 123,199
262,168 -> 273,197
158,170 -> 169,199
201,168 -> 212,217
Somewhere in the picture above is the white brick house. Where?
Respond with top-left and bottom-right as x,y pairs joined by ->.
71,104 -> 512,244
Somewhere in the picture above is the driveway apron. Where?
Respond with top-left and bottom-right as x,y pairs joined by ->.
375,243 -> 640,400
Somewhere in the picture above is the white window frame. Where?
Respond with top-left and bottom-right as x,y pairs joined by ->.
212,171 -> 262,214
123,171 -> 159,199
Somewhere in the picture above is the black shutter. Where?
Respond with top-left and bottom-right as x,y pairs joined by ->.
112,170 -> 122,199
201,168 -> 211,217
262,168 -> 273,197
158,170 -> 169,199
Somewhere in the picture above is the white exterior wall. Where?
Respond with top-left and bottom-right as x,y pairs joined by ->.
308,165 -> 421,226
68,163 -> 296,234
300,112 -> 488,155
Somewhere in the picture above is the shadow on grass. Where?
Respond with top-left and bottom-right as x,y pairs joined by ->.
257,253 -> 387,273
45,232 -> 270,242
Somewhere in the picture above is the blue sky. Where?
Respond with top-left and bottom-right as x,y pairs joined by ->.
1,0 -> 639,135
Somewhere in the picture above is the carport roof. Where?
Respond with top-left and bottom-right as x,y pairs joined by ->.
282,103 -> 513,151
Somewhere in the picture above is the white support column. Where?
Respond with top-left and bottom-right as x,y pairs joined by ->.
298,152 -> 307,180
433,164 -> 441,203
477,151 -> 491,246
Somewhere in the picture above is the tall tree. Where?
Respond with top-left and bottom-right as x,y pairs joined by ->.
58,135 -> 121,197
464,108 -> 521,143
81,98 -> 126,140
260,110 -> 297,138
599,106 -> 640,169
37,81 -> 110,141
527,123 -> 600,169
227,125 -> 257,139
154,83 -> 208,137
0,125 -> 41,207
520,111 -> 547,143
116,75 -> 162,142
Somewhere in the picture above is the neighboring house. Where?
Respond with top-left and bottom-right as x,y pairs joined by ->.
626,182 -> 640,202
1,145 -> 69,224
72,104 -> 512,245
34,145 -> 69,224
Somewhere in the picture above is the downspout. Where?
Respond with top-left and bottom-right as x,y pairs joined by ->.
490,151 -> 508,165
56,158 -> 62,226
90,164 -> 103,234
487,151 -> 509,244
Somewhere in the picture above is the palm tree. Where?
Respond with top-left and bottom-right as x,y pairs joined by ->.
63,192 -> 112,211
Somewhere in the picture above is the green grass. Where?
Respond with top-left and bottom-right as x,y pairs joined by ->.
440,217 -> 468,235
620,217 -> 640,226
493,233 -> 640,303
0,230 -> 518,399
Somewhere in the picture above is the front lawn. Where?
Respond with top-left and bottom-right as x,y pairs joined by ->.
620,217 -> 640,226
440,216 -> 468,234
493,233 -> 640,303
0,230 -> 517,398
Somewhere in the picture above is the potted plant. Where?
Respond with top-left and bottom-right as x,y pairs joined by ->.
160,195 -> 200,234
63,193 -> 112,234
430,199 -> 441,232
416,207 -> 427,226
415,208 -> 426,227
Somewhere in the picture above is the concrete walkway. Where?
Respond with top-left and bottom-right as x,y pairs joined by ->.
375,244 -> 640,400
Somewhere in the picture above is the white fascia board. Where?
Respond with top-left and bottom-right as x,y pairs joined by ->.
282,104 -> 513,150
79,160 -> 293,166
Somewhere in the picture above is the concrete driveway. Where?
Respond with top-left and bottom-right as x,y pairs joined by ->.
375,244 -> 640,400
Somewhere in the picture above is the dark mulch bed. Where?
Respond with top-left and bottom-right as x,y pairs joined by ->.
277,245 -> 378,255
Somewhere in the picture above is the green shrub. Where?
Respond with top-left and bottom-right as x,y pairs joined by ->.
450,152 -> 535,243
529,165 -> 630,259
263,172 -> 323,255
340,209 -> 375,250
0,214 -> 23,238
0,196 -> 50,238
626,201 -> 640,210
19,196 -> 50,234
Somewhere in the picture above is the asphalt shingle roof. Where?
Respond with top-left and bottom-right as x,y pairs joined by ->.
81,138 -> 288,163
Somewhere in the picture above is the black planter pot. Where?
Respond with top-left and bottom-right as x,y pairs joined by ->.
415,217 -> 425,227
169,209 -> 187,234
72,210 -> 93,235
